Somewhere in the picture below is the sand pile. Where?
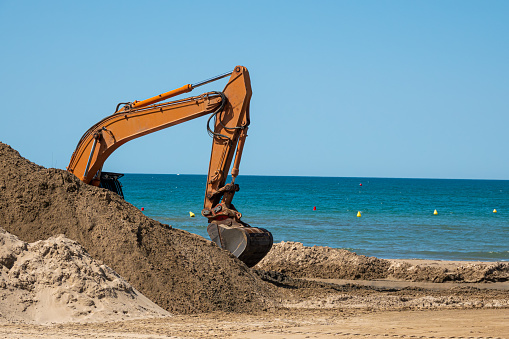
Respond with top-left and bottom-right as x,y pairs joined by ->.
0,228 -> 169,324
0,142 -> 275,314
256,241 -> 391,280
387,259 -> 509,283
256,241 -> 509,283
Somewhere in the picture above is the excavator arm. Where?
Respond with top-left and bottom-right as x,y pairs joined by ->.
67,66 -> 272,267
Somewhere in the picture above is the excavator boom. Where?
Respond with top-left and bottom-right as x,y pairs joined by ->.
67,66 -> 272,267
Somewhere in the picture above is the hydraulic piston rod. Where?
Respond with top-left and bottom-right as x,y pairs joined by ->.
129,70 -> 233,110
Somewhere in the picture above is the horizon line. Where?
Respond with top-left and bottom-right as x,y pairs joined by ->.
116,172 -> 509,181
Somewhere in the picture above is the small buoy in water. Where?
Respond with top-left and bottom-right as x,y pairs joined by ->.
141,207 -> 144,211
434,209 -> 438,215
189,211 -> 195,217
357,211 -> 361,217
313,206 -> 316,211
359,183 -> 362,186
493,209 -> 497,213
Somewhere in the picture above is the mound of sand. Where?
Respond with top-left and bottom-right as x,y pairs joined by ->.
0,228 -> 169,324
256,241 -> 391,280
0,142 -> 275,314
256,241 -> 509,283
387,259 -> 509,283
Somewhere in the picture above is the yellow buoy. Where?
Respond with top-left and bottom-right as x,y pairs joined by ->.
493,209 -> 497,213
357,211 -> 361,217
189,211 -> 195,217
434,209 -> 438,215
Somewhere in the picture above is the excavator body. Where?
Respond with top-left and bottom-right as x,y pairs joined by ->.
67,66 -> 272,267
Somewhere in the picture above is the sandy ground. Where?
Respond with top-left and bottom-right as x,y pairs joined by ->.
1,230 -> 508,338
0,306 -> 507,338
1,275 -> 508,338
2,241 -> 508,339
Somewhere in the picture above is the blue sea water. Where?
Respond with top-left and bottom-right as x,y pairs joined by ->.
121,174 -> 509,262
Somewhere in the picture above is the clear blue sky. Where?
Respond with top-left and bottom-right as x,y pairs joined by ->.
1,1 -> 508,179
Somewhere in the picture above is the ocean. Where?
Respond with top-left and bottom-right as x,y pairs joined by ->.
120,174 -> 509,262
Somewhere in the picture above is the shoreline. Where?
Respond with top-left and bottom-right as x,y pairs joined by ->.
389,257 -> 509,266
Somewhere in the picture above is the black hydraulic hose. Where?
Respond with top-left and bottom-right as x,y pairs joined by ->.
114,102 -> 132,113
207,91 -> 230,141
206,90 -> 250,141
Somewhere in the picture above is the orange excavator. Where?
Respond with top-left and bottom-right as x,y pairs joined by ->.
67,66 -> 273,267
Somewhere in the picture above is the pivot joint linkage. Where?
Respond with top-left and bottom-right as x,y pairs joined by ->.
201,201 -> 242,222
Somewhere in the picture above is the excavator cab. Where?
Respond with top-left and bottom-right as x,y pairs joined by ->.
67,66 -> 272,267
99,172 -> 124,198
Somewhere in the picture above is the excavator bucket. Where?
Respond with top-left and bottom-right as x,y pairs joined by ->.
207,222 -> 273,267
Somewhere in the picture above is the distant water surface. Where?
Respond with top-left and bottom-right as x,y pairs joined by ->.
121,175 -> 509,262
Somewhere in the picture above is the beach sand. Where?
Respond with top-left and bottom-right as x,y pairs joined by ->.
1,141 -> 508,338
0,284 -> 507,338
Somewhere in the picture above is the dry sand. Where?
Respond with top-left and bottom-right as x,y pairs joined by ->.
0,309 -> 508,338
0,141 -> 508,338
0,228 -> 169,324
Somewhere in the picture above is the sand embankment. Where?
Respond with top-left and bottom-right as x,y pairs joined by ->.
256,241 -> 509,283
